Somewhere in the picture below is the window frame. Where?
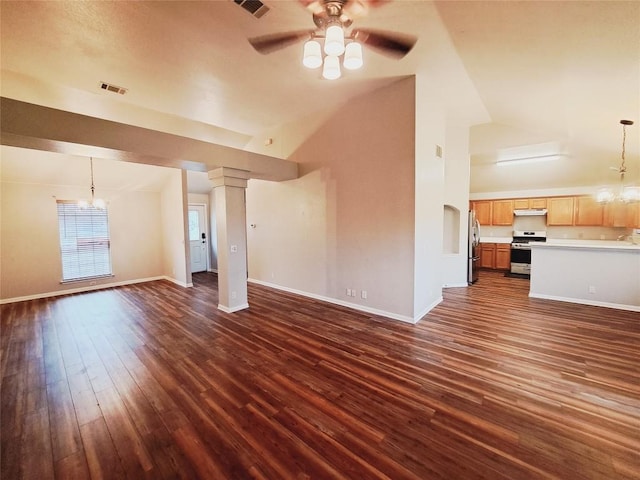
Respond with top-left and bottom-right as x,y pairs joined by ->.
56,200 -> 114,283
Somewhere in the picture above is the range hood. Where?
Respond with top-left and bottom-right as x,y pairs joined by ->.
514,208 -> 548,216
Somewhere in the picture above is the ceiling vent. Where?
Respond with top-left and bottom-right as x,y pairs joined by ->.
234,0 -> 270,19
99,81 -> 127,95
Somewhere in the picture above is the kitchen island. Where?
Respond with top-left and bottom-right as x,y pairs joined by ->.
529,240 -> 640,311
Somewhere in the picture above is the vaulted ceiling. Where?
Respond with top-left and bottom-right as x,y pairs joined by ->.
1,0 -> 638,194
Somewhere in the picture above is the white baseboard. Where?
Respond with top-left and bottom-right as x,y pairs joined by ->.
248,278 -> 438,324
529,293 -> 640,312
443,282 -> 469,288
218,303 -> 250,313
0,275 -> 187,304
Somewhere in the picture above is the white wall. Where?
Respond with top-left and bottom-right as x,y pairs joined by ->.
413,75 -> 446,319
161,170 -> 191,287
246,78 -> 418,321
442,126 -> 471,287
530,245 -> 640,310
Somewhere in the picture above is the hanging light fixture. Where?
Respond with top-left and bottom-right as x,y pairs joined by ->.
324,24 -> 345,56
302,40 -> 322,69
343,42 -> 363,70
301,4 -> 363,82
596,120 -> 639,204
303,35 -> 362,79
79,157 -> 106,210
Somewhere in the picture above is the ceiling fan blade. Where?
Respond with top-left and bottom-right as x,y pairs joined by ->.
248,30 -> 313,55
352,28 -> 417,58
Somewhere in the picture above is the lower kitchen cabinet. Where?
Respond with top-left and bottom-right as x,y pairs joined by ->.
495,244 -> 511,270
480,243 -> 495,269
480,243 -> 511,270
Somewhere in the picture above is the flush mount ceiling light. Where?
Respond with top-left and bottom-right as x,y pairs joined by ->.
248,0 -> 417,80
78,157 -> 106,210
596,120 -> 639,204
496,141 -> 567,166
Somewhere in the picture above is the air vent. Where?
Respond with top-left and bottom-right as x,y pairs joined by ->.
233,0 -> 270,19
99,82 -> 127,95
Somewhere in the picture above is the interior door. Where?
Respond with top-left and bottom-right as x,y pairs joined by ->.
188,204 -> 208,273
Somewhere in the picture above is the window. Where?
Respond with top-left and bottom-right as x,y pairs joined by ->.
57,201 -> 112,282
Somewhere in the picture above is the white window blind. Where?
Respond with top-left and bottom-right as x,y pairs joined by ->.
57,201 -> 112,282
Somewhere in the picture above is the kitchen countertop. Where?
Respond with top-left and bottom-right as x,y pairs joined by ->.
531,239 -> 640,252
479,237 -> 512,244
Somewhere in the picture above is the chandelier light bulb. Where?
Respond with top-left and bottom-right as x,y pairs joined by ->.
302,40 -> 322,69
621,186 -> 640,203
343,42 -> 363,70
324,25 -> 345,56
322,55 -> 341,80
93,198 -> 107,210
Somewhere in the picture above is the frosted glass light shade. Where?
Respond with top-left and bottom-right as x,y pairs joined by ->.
595,188 -> 615,204
621,186 -> 640,203
302,40 -> 322,69
343,42 -> 363,70
322,55 -> 341,80
324,25 -> 345,56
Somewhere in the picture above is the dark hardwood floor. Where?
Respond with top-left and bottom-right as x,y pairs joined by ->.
1,270 -> 639,479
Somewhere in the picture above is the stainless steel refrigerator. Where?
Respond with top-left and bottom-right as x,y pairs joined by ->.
468,210 -> 481,284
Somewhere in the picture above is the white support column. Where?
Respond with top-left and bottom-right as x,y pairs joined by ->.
208,167 -> 250,313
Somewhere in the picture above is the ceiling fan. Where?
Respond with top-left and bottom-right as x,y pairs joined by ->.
248,0 -> 417,79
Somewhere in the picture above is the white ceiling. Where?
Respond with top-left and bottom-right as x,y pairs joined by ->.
1,0 -> 638,194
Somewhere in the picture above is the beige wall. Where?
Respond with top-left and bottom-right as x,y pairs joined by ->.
246,78 -> 419,320
0,181 -> 165,301
0,151 -> 189,302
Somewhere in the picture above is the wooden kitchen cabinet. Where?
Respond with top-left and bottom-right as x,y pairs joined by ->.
547,197 -> 575,225
574,195 -> 604,226
603,201 -> 640,228
479,243 -> 496,269
625,202 -> 640,228
513,198 -> 547,209
491,200 -> 514,225
473,201 -> 492,226
479,243 -> 511,270
471,200 -> 513,225
513,198 -> 529,209
603,202 -> 628,227
495,244 -> 511,270
530,198 -> 547,208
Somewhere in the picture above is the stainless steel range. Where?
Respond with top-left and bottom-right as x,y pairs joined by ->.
511,230 -> 547,275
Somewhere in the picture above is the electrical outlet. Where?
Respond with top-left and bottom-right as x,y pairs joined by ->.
588,286 -> 596,294
346,288 -> 351,296
361,290 -> 367,299
230,245 -> 238,253
231,291 -> 237,299
351,289 -> 357,297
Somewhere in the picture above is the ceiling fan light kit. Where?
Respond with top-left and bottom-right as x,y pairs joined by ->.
249,0 -> 417,81
324,24 -> 345,56
322,54 -> 342,79
302,40 -> 323,68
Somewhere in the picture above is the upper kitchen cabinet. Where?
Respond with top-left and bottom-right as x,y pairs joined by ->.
491,200 -> 514,225
627,203 -> 640,228
471,200 -> 513,226
547,197 -> 575,225
473,201 -> 492,225
513,198 -> 547,209
574,196 -> 604,226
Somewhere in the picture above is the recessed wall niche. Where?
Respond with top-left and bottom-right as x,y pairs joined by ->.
443,204 -> 460,254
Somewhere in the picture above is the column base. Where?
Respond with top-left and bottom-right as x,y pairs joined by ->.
217,303 -> 250,313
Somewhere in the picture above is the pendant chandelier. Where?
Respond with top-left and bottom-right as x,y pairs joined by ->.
78,157 -> 106,210
596,120 -> 639,204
